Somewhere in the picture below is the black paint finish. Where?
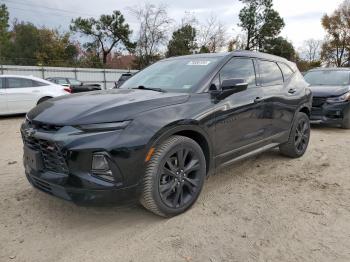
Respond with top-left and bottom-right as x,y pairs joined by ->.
21,51 -> 311,205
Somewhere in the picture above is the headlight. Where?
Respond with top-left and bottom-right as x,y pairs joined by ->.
76,121 -> 131,132
326,92 -> 350,103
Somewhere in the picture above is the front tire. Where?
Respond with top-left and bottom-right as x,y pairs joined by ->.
279,112 -> 310,158
140,136 -> 206,217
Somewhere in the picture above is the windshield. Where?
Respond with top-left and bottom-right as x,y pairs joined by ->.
304,70 -> 350,86
121,57 -> 221,92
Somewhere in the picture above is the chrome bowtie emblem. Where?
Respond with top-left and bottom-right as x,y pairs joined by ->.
24,128 -> 36,138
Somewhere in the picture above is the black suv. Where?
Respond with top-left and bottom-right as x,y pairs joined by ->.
304,68 -> 350,129
21,51 -> 312,217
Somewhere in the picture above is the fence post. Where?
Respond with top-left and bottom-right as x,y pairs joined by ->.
103,69 -> 107,90
41,66 -> 45,79
74,67 -> 78,79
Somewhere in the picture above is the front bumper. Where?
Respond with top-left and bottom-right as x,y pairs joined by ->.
21,122 -> 148,205
25,171 -> 139,205
310,101 -> 350,125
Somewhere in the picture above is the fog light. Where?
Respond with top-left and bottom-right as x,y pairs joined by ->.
92,154 -> 115,182
92,154 -> 109,171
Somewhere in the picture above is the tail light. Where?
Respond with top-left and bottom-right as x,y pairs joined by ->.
63,86 -> 72,93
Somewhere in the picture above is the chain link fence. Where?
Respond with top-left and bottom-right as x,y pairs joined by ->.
0,64 -> 138,89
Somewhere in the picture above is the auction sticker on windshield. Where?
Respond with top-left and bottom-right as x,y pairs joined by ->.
187,61 -> 211,66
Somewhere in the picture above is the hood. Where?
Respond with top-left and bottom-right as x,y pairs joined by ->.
27,89 -> 190,125
309,85 -> 350,97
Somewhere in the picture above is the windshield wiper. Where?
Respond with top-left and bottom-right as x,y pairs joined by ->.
132,85 -> 166,93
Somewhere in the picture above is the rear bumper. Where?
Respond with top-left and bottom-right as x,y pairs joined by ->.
310,101 -> 350,125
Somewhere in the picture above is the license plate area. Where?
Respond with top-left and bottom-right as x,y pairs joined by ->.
24,145 -> 44,171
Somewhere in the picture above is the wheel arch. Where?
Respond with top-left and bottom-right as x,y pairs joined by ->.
147,123 -> 214,175
37,96 -> 53,105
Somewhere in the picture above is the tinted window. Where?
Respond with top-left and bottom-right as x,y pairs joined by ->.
7,78 -> 34,88
0,78 -> 3,89
259,60 -> 283,85
56,78 -> 68,85
304,70 -> 350,86
32,80 -> 47,87
69,79 -> 82,85
278,63 -> 294,80
220,58 -> 256,87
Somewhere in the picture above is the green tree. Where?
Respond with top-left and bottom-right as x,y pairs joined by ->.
263,37 -> 295,60
238,0 -> 285,51
7,22 -> 41,65
321,0 -> 350,67
4,21 -> 78,66
199,45 -> 210,53
36,29 -> 78,66
166,25 -> 197,57
0,4 -> 10,58
71,11 -> 135,65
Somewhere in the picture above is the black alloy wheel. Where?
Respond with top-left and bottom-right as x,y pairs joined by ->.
159,148 -> 201,209
140,136 -> 206,217
279,112 -> 310,158
294,118 -> 310,154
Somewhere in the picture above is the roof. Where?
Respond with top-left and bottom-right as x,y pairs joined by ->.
164,50 -> 292,64
308,67 -> 350,72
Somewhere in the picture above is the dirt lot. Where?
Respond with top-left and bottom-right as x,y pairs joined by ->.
0,116 -> 350,262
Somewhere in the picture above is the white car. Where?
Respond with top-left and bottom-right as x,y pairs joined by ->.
0,75 -> 71,115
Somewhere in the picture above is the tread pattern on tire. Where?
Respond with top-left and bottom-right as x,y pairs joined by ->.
279,112 -> 310,158
140,135 -> 203,217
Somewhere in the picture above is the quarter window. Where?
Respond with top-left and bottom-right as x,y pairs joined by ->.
219,58 -> 257,87
32,80 -> 47,87
7,78 -> 34,88
0,78 -> 3,89
278,62 -> 294,80
258,60 -> 283,86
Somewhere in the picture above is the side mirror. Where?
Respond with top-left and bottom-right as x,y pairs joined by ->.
211,78 -> 248,100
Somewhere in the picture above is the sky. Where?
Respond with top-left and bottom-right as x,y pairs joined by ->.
3,0 -> 345,49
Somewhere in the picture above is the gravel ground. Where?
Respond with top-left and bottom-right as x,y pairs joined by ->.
0,116 -> 350,262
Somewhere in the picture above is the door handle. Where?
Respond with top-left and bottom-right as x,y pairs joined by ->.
32,90 -> 40,93
288,88 -> 297,94
254,97 -> 264,103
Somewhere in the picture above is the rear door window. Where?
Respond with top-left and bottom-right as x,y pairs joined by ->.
258,60 -> 284,86
278,62 -> 294,80
56,78 -> 69,85
0,78 -> 4,89
7,78 -> 34,88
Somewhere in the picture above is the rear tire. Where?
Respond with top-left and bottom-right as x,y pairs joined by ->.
140,136 -> 206,217
279,112 -> 310,158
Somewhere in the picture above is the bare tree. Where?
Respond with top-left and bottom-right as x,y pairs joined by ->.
128,3 -> 173,68
301,39 -> 322,62
198,14 -> 227,53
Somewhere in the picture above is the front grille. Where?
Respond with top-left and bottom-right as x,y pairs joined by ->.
22,134 -> 69,174
312,97 -> 327,108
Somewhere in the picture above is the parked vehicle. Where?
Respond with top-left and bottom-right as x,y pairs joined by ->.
21,51 -> 312,217
46,77 -> 101,93
114,73 -> 134,88
0,75 -> 71,116
304,68 -> 350,129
